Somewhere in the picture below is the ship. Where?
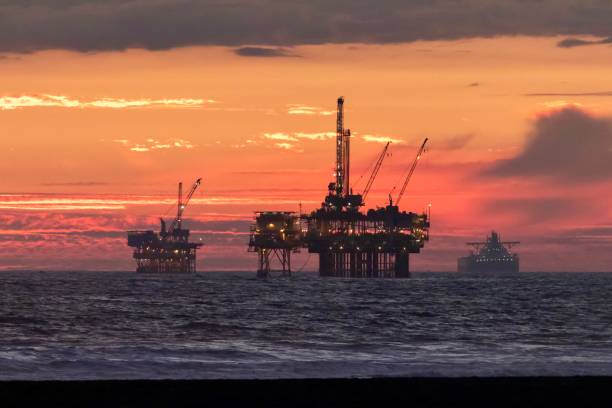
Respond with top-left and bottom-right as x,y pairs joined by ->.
127,178 -> 203,273
457,231 -> 520,273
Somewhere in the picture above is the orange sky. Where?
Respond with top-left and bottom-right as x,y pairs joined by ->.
2,36 -> 612,271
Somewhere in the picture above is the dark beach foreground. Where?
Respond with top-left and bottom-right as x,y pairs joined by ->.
3,377 -> 612,407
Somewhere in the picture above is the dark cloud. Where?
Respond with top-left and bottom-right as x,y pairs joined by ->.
0,230 -> 124,241
234,47 -> 296,57
481,197 -> 582,223
187,219 -> 251,232
557,37 -> 612,48
0,54 -> 21,61
468,82 -> 480,87
484,107 -> 612,182
557,226 -> 612,244
4,1 -> 612,52
437,134 -> 474,151
393,134 -> 473,152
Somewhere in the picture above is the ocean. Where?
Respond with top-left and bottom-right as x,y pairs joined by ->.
1,271 -> 612,380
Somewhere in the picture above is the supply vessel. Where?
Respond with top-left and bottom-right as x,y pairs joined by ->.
458,231 -> 519,273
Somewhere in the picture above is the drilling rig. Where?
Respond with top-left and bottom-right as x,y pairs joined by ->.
250,97 -> 430,278
127,179 -> 203,273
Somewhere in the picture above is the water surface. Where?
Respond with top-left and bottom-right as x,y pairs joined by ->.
1,271 -> 611,379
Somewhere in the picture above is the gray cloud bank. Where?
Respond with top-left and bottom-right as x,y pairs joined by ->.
483,197 -> 582,223
557,37 -> 612,48
484,107 -> 612,182
234,46 -> 295,57
4,1 -> 612,53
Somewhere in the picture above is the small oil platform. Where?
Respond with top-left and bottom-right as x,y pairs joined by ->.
127,178 -> 203,273
248,211 -> 302,277
249,97 -> 430,278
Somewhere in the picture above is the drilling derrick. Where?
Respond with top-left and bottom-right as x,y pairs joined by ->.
127,179 -> 203,273
324,97 -> 364,211
248,212 -> 302,277
335,96 -> 351,197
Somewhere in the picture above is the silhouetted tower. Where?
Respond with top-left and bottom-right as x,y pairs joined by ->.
335,96 -> 351,197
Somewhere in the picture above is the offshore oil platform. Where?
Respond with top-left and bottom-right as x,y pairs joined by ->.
457,231 -> 520,273
249,97 -> 430,278
127,179 -> 203,273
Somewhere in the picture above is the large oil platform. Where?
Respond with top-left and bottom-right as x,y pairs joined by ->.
249,97 -> 430,278
127,179 -> 203,273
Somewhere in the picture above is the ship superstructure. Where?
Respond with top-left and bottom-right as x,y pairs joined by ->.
458,231 -> 520,273
127,179 -> 203,273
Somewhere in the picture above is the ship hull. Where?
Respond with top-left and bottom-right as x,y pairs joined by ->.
457,257 -> 519,273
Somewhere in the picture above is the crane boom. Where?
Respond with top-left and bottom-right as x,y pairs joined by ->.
395,138 -> 428,206
362,142 -> 390,201
167,178 -> 202,234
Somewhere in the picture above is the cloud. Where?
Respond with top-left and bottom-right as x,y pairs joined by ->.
0,196 -> 321,271
0,55 -> 20,60
234,46 -> 296,57
557,37 -> 612,48
437,134 -> 474,150
0,94 -> 212,110
540,100 -> 583,109
558,225 -> 612,244
362,135 -> 404,144
112,138 -> 195,152
275,142 -> 293,149
188,219 -> 250,229
263,132 -> 298,142
481,197 -> 582,223
6,2 -> 612,52
0,193 -> 310,211
261,131 -> 335,151
273,131 -> 335,141
286,105 -> 335,116
294,132 -> 335,140
0,213 -> 256,271
274,142 -> 303,152
484,107 -> 612,182
468,82 -> 480,87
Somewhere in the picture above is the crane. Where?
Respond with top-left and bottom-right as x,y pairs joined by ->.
162,178 -> 202,239
361,142 -> 390,202
393,138 -> 428,206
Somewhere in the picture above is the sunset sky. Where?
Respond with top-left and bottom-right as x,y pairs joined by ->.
2,1 -> 612,271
